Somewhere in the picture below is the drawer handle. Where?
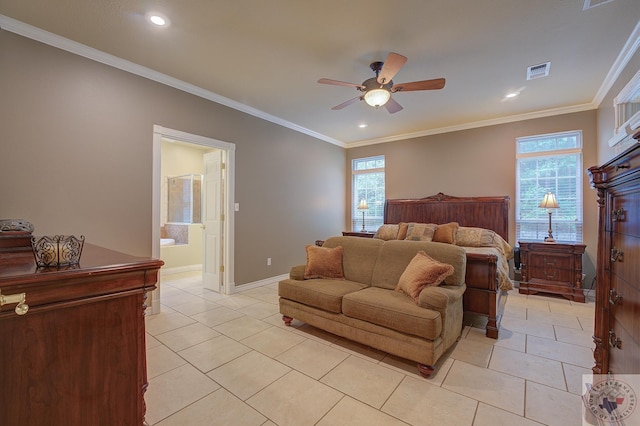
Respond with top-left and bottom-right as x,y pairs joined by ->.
614,164 -> 629,171
612,208 -> 626,222
0,289 -> 29,315
609,330 -> 622,349
610,248 -> 624,262
609,289 -> 622,305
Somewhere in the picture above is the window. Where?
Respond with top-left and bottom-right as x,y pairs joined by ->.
352,155 -> 385,232
516,131 -> 583,243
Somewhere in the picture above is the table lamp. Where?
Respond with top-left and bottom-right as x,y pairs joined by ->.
357,199 -> 369,232
539,192 -> 559,242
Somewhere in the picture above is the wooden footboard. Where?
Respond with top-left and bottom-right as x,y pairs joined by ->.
464,252 -> 505,338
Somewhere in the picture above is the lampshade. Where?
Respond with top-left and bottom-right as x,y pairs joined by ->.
357,199 -> 369,210
539,192 -> 559,209
364,88 -> 391,108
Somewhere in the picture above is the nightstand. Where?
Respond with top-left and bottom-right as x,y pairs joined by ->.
342,231 -> 375,238
518,241 -> 586,302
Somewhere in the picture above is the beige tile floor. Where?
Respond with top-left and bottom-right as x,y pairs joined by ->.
145,272 -> 596,426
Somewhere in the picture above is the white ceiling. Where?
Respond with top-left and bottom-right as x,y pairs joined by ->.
1,0 -> 639,146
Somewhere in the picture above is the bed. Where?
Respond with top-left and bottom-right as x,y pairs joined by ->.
383,192 -> 513,338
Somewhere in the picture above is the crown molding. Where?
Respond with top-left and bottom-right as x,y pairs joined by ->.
346,103 -> 596,148
592,19 -> 640,107
0,14 -> 345,148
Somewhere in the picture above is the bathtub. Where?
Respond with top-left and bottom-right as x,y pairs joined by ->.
160,238 -> 176,247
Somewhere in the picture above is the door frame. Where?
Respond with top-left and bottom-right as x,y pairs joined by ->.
152,125 -> 236,312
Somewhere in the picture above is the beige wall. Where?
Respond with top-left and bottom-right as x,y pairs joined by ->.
347,110 -> 599,286
0,30 -> 345,286
596,49 -> 640,165
4,26 -> 635,289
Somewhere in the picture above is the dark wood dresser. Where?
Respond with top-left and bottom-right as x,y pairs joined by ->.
587,139 -> 640,375
0,243 -> 163,425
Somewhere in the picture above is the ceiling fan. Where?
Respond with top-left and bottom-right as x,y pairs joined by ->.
318,52 -> 445,114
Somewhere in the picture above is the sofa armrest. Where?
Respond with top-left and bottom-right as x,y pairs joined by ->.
419,283 -> 466,350
289,264 -> 306,280
418,284 -> 466,312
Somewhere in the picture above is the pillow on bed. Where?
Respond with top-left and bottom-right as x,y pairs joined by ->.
397,222 -> 409,240
374,224 -> 399,240
456,226 -> 496,247
455,226 -> 514,259
304,245 -> 345,280
404,223 -> 437,241
432,222 -> 459,244
395,251 -> 455,302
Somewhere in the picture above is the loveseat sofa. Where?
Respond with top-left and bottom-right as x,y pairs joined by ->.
278,236 -> 467,377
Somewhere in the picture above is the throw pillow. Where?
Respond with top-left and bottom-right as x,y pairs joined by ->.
433,222 -> 459,244
304,245 -> 345,280
397,222 -> 409,240
404,223 -> 437,241
455,226 -> 498,247
374,224 -> 399,241
396,251 -> 455,302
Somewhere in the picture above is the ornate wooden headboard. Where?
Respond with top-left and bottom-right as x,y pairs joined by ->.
384,192 -> 510,241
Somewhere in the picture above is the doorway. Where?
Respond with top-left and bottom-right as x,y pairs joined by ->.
151,126 -> 236,313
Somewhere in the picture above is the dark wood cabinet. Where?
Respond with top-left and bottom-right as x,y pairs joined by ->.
518,241 -> 586,302
588,139 -> 640,375
0,243 -> 163,425
342,231 -> 375,238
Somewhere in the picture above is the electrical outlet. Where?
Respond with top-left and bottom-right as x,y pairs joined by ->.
267,257 -> 272,266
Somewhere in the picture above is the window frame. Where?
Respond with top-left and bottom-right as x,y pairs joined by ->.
351,155 -> 385,232
515,130 -> 583,243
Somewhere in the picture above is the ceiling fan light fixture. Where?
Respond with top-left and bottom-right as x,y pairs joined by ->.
364,88 -> 391,108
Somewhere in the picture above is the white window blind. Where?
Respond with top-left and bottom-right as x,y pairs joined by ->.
516,131 -> 583,243
352,156 -> 385,232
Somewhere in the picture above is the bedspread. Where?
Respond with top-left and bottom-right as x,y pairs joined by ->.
462,246 -> 514,291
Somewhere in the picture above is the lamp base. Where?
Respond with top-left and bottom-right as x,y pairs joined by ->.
544,236 -> 556,243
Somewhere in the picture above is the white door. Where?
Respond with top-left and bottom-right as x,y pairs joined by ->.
202,150 -> 224,292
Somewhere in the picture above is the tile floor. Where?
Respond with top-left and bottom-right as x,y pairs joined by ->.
145,272 -> 596,426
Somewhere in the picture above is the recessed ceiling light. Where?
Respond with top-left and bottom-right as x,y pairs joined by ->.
148,14 -> 168,26
358,124 -> 368,128
505,92 -> 519,99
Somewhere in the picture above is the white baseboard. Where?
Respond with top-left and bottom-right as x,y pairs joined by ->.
583,287 -> 596,302
160,264 -> 202,276
234,273 -> 288,293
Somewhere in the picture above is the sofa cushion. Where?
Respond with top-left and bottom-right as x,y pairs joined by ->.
279,278 -> 367,313
304,245 -> 344,280
396,251 -> 455,302
371,240 -> 467,290
322,236 -> 384,286
432,222 -> 459,244
342,287 -> 442,340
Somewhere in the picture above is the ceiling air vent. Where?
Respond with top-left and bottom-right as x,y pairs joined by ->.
527,62 -> 551,80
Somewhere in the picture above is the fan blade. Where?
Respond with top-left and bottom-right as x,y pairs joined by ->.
384,97 -> 403,114
318,78 -> 364,89
377,52 -> 408,84
392,78 -> 446,92
331,96 -> 362,110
